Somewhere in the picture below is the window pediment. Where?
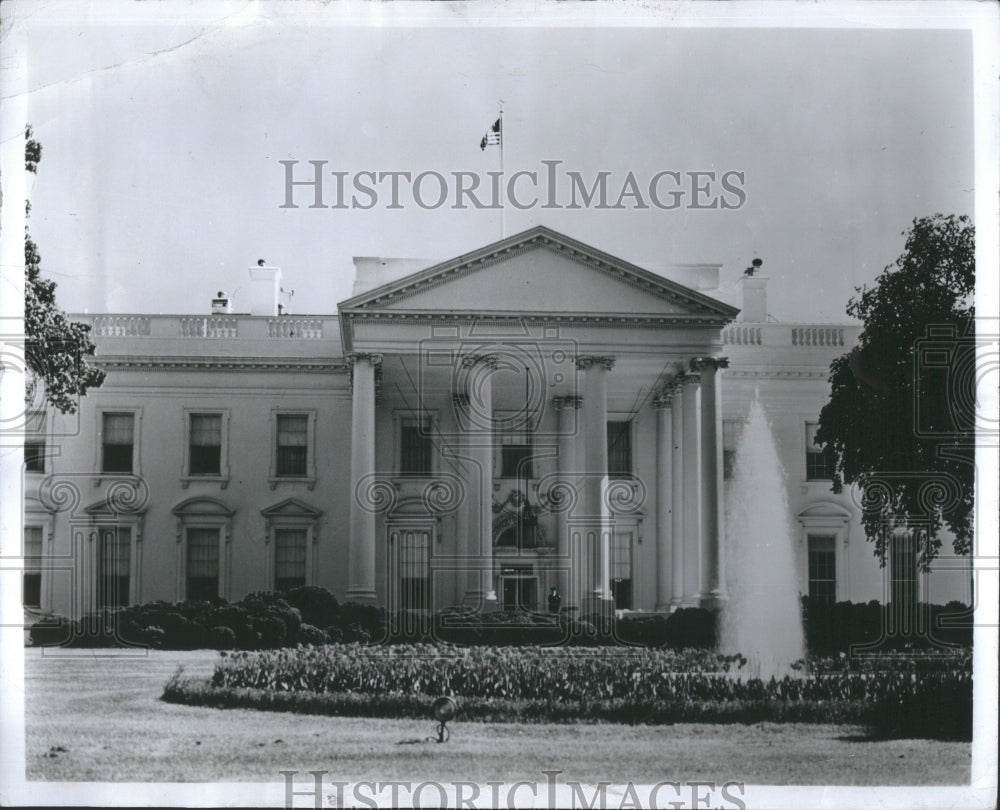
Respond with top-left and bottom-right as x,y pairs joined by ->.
172,496 -> 235,518
260,497 -> 322,519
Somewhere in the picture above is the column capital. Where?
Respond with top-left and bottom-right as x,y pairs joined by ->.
346,351 -> 383,369
689,356 -> 730,373
347,352 -> 383,395
553,395 -> 583,410
676,370 -> 700,387
461,353 -> 499,370
575,355 -> 615,372
652,389 -> 675,409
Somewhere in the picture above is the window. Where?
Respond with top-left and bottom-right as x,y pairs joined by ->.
186,527 -> 220,601
97,527 -> 131,608
610,530 -> 633,610
102,413 -> 135,473
723,419 -> 743,480
399,529 -> 430,611
805,422 -> 835,480
890,532 -> 918,615
399,417 -> 433,475
274,529 -> 307,591
607,420 -> 633,480
23,526 -> 43,609
189,414 -> 222,475
276,415 -> 308,477
807,535 -> 836,605
501,444 -> 533,480
25,411 -> 46,474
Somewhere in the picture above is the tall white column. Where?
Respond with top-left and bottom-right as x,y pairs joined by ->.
653,387 -> 675,612
462,354 -> 498,609
693,356 -> 729,608
554,395 -> 582,608
670,379 -> 685,609
452,394 -> 476,606
680,372 -> 702,606
347,352 -> 381,603
577,356 -> 615,616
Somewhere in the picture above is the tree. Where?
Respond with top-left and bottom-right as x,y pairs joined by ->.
816,214 -> 975,569
24,124 -> 105,413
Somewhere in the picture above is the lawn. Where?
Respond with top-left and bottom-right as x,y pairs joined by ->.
24,648 -> 970,784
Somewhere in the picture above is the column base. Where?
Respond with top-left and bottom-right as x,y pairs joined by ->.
463,590 -> 500,613
345,588 -> 378,605
679,594 -> 702,608
581,594 -> 615,618
654,602 -> 674,613
699,591 -> 728,611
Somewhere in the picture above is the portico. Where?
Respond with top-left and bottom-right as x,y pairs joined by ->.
337,226 -> 739,614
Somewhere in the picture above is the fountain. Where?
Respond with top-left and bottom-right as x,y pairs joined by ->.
720,396 -> 806,680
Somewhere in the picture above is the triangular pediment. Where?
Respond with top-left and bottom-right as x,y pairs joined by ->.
260,497 -> 322,519
339,226 -> 738,321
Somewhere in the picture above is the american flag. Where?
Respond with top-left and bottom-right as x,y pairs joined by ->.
480,117 -> 501,150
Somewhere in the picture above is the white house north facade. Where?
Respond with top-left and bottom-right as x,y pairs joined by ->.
21,226 -> 972,619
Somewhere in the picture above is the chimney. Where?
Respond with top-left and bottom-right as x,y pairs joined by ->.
739,259 -> 768,322
211,290 -> 232,314
247,259 -> 282,316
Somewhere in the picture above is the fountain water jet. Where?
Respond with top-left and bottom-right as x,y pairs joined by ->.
720,396 -> 806,680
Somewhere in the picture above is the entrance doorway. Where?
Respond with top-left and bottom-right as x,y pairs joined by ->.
499,567 -> 538,611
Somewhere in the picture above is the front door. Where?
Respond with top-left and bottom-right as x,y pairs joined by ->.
500,573 -> 537,611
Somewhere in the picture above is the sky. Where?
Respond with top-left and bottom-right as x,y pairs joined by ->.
13,5 -> 977,323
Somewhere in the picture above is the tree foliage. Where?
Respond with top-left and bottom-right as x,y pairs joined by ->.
24,124 -> 105,413
816,214 -> 975,569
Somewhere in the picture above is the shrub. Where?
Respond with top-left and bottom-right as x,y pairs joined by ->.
28,615 -> 70,647
209,625 -> 237,650
254,616 -> 287,649
296,623 -> 328,646
282,586 -> 340,629
324,625 -> 344,644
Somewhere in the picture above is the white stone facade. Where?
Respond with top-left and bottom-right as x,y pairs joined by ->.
22,227 -> 972,619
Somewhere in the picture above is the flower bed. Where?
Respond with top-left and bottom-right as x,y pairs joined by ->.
166,644 -> 971,739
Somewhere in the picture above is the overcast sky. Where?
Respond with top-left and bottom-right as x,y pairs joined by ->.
16,7 -> 976,323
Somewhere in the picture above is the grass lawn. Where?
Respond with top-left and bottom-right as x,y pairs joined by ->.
24,648 -> 970,784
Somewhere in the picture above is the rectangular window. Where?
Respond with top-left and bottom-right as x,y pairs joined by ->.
607,421 -> 633,480
399,418 -> 433,475
102,413 -> 135,473
186,528 -> 220,601
276,415 -> 308,477
610,530 -> 633,610
807,534 -> 837,605
189,414 -> 222,475
97,527 -> 130,608
805,422 -> 834,481
890,532 -> 918,615
25,410 -> 46,473
23,526 -> 43,609
25,440 -> 46,473
501,444 -> 533,479
274,529 -> 307,591
399,529 -> 430,611
723,419 -> 743,480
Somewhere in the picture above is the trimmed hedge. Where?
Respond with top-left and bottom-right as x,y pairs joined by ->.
801,597 -> 973,655
27,589 -> 972,655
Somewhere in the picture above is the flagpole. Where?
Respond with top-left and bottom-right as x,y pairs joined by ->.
499,100 -> 505,239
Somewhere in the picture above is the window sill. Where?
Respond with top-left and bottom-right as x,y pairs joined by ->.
268,476 -> 316,490
181,475 -> 230,490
